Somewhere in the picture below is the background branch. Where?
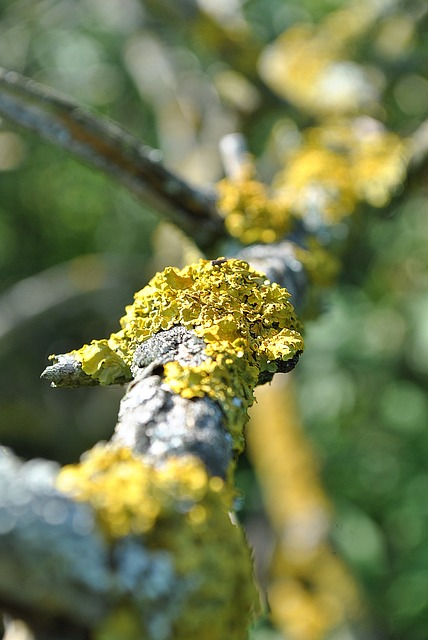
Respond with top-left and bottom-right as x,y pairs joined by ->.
0,68 -> 226,253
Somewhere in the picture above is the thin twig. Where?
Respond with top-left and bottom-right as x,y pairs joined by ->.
0,68 -> 226,252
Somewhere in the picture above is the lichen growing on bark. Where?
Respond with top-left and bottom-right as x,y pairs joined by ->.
52,258 -> 303,452
216,170 -> 293,244
57,446 -> 259,640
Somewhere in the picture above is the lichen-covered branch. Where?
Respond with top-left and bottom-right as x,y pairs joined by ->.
42,258 -> 304,455
0,448 -> 189,640
2,255 -> 306,639
0,68 -> 225,252
0,446 -> 258,640
41,253 -> 307,475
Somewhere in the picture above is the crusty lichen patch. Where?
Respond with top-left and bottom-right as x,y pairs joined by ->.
55,259 -> 303,453
57,446 -> 259,640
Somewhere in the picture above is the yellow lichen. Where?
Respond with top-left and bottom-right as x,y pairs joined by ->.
61,259 -> 303,452
277,146 -> 355,223
57,446 -> 259,640
350,129 -> 409,207
71,339 -> 131,385
57,445 -> 229,539
258,4 -> 381,116
214,118 -> 408,243
274,120 -> 408,223
259,24 -> 344,116
216,169 -> 292,244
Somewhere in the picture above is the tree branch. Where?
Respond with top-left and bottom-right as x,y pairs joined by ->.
0,449 -> 188,640
3,251 -> 307,638
0,68 -> 225,252
113,326 -> 234,478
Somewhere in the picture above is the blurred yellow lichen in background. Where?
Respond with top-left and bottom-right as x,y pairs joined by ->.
258,2 -> 383,116
217,166 -> 292,243
57,445 -> 259,640
64,259 -> 303,452
249,378 -> 364,640
233,0 -> 410,241
294,239 -> 340,288
57,445 -> 231,539
216,119 -> 408,239
68,339 -> 131,386
275,119 -> 409,223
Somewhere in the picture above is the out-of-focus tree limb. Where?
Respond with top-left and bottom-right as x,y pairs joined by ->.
0,448 -> 187,640
248,376 -> 368,640
0,68 -> 225,253
0,255 -> 146,348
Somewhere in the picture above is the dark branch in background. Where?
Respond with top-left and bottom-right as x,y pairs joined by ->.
0,68 -> 226,253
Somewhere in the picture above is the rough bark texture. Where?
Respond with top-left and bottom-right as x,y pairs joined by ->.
113,327 -> 233,478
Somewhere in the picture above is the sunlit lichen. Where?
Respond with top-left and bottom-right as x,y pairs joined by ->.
57,446 -> 259,640
61,259 -> 303,452
259,24 -> 344,115
216,168 -> 292,244
215,117 -> 408,243
259,5 -> 381,116
350,127 -> 409,207
69,339 -> 131,386
277,145 -> 355,223
274,120 -> 408,223
57,445 -> 230,539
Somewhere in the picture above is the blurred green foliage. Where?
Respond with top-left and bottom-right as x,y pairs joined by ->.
297,193 -> 428,638
1,0 -> 428,638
